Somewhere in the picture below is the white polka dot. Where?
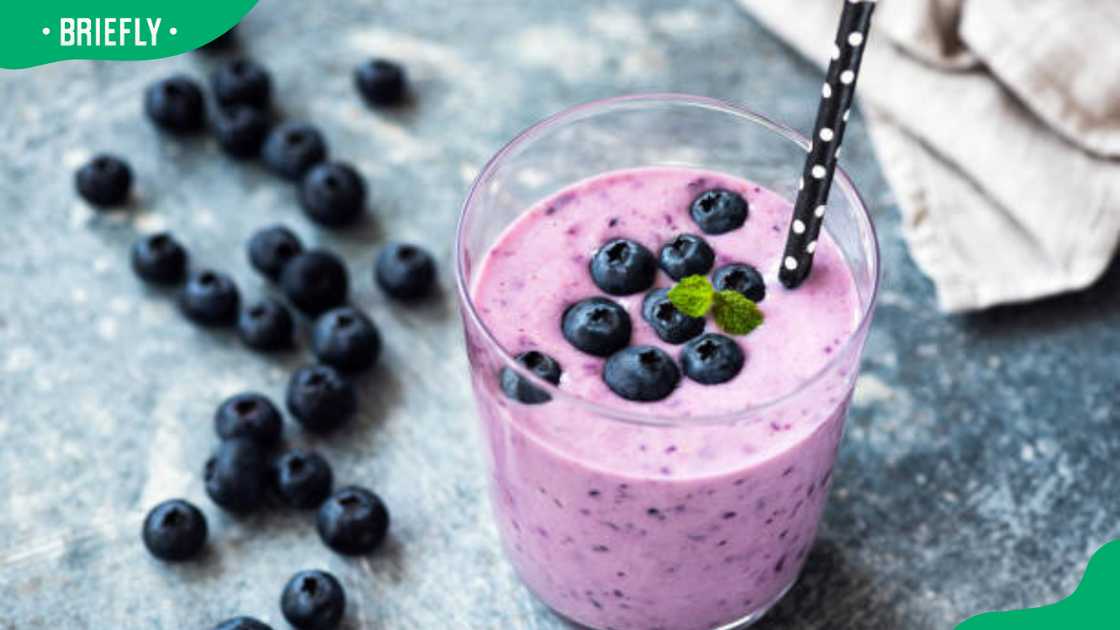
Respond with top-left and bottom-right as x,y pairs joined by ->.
815,205 -> 826,218
811,165 -> 827,179
840,70 -> 855,85
848,32 -> 864,47
798,177 -> 804,191
793,219 -> 806,234
808,141 -> 813,153
836,147 -> 843,158
819,128 -> 835,142
784,257 -> 798,270
831,44 -> 840,60
807,241 -> 818,254
844,109 -> 851,122
822,83 -> 832,99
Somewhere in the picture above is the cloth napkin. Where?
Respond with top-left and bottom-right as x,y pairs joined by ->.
737,0 -> 1120,312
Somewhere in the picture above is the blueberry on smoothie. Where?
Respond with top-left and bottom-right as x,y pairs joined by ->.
144,75 -> 205,134
658,234 -> 715,281
262,122 -> 328,180
316,486 -> 390,555
680,333 -> 745,385
280,569 -> 346,630
712,263 -> 766,302
130,232 -> 188,285
141,498 -> 207,561
354,59 -> 408,106
590,238 -> 657,296
211,59 -> 272,109
273,449 -> 333,510
204,439 -> 268,513
603,346 -> 680,402
642,289 -> 705,344
311,306 -> 381,372
286,365 -> 357,433
178,270 -> 240,326
280,250 -> 349,315
689,189 -> 748,234
375,242 -> 436,300
214,392 -> 283,447
248,225 -> 303,281
562,297 -> 632,357
238,298 -> 295,351
75,154 -> 132,207
212,618 -> 273,630
300,162 -> 366,227
213,106 -> 272,159
500,350 -> 562,404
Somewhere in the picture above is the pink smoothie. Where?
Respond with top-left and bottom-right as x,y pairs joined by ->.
467,167 -> 862,629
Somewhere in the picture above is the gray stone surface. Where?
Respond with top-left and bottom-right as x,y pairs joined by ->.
1,1 -> 1117,628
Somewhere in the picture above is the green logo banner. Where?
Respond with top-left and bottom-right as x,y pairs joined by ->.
957,540 -> 1120,629
0,1 -> 258,69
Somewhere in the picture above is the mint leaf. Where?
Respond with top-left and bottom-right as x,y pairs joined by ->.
667,275 -> 715,318
712,290 -> 764,335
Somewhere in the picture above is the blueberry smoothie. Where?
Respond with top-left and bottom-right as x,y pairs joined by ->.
465,167 -> 864,630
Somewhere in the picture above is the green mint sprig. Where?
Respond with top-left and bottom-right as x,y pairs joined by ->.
667,275 -> 764,336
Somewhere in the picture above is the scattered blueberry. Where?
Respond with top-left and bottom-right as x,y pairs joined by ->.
316,486 -> 390,555
500,351 -> 562,405
238,298 -> 295,351
689,189 -> 748,234
354,59 -> 408,106
589,238 -> 657,296
144,75 -> 205,134
712,263 -> 766,302
280,250 -> 349,315
561,297 -> 631,357
273,449 -> 333,510
280,570 -> 346,630
658,234 -> 715,280
603,346 -> 680,402
680,333 -> 745,385
75,154 -> 133,207
248,225 -> 303,281
311,307 -> 381,372
300,162 -> 365,227
213,106 -> 271,159
642,289 -> 705,344
374,242 -> 436,300
262,122 -> 328,181
211,59 -> 271,109
213,618 -> 273,630
178,269 -> 240,326
286,365 -> 357,433
214,392 -> 283,447
130,232 -> 188,285
204,439 -> 268,513
141,498 -> 208,561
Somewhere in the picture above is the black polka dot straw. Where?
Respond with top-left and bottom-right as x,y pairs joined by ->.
779,0 -> 877,289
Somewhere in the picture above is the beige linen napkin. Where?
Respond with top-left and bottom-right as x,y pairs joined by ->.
738,0 -> 1120,312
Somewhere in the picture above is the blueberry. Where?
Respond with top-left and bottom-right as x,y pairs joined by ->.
262,122 -> 328,181
280,250 -> 348,315
130,232 -> 188,285
500,351 -> 562,405
658,234 -> 715,280
680,333 -> 745,385
141,498 -> 207,561
213,106 -> 272,159
286,365 -> 357,433
238,298 -> 295,351
211,59 -> 271,109
603,346 -> 680,402
589,238 -> 657,296
689,189 -> 748,234
316,486 -> 390,555
213,618 -> 273,630
214,392 -> 283,447
144,75 -> 205,134
311,307 -> 381,372
75,154 -> 132,207
354,59 -> 408,106
273,449 -> 333,510
300,162 -> 365,227
204,439 -> 268,513
642,289 -> 705,344
280,570 -> 346,630
712,263 -> 766,302
178,270 -> 240,326
201,26 -> 237,51
561,297 -> 631,357
374,242 -> 436,300
248,225 -> 303,281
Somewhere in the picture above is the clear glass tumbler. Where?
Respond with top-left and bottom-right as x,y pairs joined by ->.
455,94 -> 880,630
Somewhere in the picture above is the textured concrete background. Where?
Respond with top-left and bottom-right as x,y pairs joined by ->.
1,1 -> 1117,628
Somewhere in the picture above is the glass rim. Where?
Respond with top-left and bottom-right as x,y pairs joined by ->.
455,92 -> 882,427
